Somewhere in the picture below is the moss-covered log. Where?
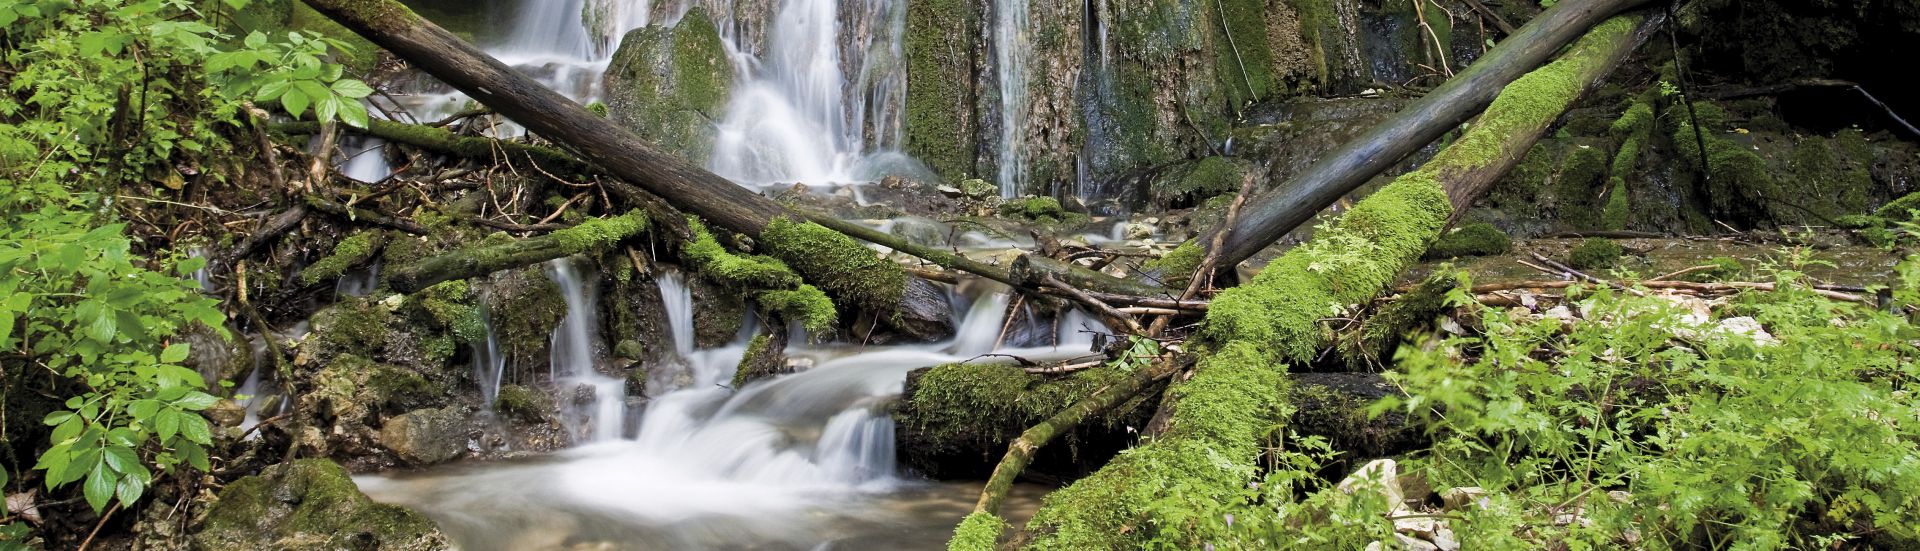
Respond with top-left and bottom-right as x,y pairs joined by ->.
382,212 -> 649,293
1199,0 -> 1654,270
1000,13 -> 1658,549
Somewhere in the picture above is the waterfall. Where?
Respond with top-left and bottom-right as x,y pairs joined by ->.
547,259 -> 629,442
472,304 -> 507,411
705,0 -> 911,187
334,260 -> 381,298
992,0 -> 1031,197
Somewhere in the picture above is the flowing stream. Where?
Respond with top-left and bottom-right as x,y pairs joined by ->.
354,2 -> 1093,547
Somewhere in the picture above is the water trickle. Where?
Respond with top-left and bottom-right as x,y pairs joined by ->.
473,304 -> 507,412
335,260 -> 381,298
548,259 -> 629,442
992,0 -> 1031,197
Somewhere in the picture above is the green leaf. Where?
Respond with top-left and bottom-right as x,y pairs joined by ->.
315,93 -> 341,125
338,101 -> 370,129
281,89 -> 310,118
116,474 -> 145,506
174,391 -> 219,410
256,79 -> 292,102
154,410 -> 179,442
179,413 -> 212,445
160,342 -> 189,364
101,445 -> 138,473
244,30 -> 267,49
87,309 -> 116,343
330,79 -> 373,99
83,462 -> 117,514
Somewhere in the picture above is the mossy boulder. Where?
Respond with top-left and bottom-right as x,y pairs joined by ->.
493,384 -> 550,423
1152,156 -> 1250,207
486,267 -> 567,374
192,459 -> 449,551
1424,223 -> 1511,259
998,196 -> 1086,226
903,0 -> 980,182
604,8 -> 734,163
305,354 -> 442,436
1568,238 -> 1624,271
894,363 -> 1160,480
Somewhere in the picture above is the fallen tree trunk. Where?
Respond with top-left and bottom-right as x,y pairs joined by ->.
1194,0 -> 1654,273
383,212 -> 649,293
959,12 -> 1660,549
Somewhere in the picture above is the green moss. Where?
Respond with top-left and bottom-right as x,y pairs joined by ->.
684,218 -> 802,289
493,384 -> 545,422
1685,256 -> 1747,282
1154,157 -> 1246,205
413,280 -> 485,343
1425,222 -> 1511,259
604,8 -> 734,162
1000,196 -> 1073,224
1556,144 -> 1610,229
949,512 -> 1009,551
551,211 -> 648,254
308,297 -> 393,361
730,334 -> 773,389
1568,238 -> 1623,270
614,339 -> 646,361
755,285 -> 836,334
1144,240 -> 1204,289
903,363 -> 1142,456
1210,0 -> 1281,107
193,458 -> 448,551
303,232 -> 382,286
903,0 -> 979,181
1022,342 -> 1286,549
1446,16 -> 1638,169
1343,274 -> 1457,369
957,178 -> 998,199
1877,191 -> 1920,221
761,217 -> 907,315
1204,173 -> 1452,360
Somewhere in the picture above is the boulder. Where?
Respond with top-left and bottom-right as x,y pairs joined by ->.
603,7 -> 734,163
192,459 -> 449,551
378,407 -> 468,465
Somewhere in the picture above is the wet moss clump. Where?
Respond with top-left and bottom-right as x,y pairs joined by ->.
760,216 -> 906,316
194,458 -> 448,551
898,363 -> 1149,473
302,231 -> 383,286
412,280 -> 485,343
683,218 -> 837,333
493,384 -> 546,422
1144,241 -> 1204,290
1155,156 -> 1247,206
949,512 -> 1009,551
1424,223 -> 1511,259
1568,238 -> 1624,271
1877,191 -> 1920,221
999,196 -> 1085,226
903,0 -> 979,182
755,285 -> 835,334
306,296 -> 394,362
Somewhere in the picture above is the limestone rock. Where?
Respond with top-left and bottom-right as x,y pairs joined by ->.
192,459 -> 450,551
379,407 -> 468,465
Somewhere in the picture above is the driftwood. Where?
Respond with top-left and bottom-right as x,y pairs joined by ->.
1192,0 -> 1655,272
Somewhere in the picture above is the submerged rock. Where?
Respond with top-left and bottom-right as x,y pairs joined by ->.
193,459 -> 450,551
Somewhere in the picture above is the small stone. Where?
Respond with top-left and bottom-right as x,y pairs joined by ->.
1395,533 -> 1440,551
936,184 -> 964,197
1608,490 -> 1634,505
1337,459 -> 1403,505
1544,305 -> 1577,322
1393,512 -> 1436,536
206,399 -> 247,428
1124,223 -> 1154,240
1714,316 -> 1776,345
1431,525 -> 1460,551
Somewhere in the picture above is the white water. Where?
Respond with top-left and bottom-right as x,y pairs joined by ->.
547,259 -> 631,443
472,305 -> 508,413
706,0 -> 912,188
991,0 -> 1031,198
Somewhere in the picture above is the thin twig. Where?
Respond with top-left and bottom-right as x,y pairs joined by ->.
1043,275 -> 1146,334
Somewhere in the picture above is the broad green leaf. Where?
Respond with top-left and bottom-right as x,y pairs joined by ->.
83,462 -> 116,513
102,445 -> 138,473
330,79 -> 373,99
179,413 -> 211,445
160,342 -> 189,364
281,89 -> 310,118
116,475 -> 145,506
155,410 -> 179,442
87,309 -> 116,343
338,101 -> 370,129
174,391 -> 219,410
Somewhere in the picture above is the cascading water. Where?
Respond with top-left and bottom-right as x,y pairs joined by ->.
991,0 -> 1031,197
472,304 -> 507,412
547,259 -> 630,442
706,0 -> 914,188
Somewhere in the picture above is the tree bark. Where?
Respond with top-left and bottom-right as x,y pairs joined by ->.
968,359 -> 1180,518
1197,0 -> 1654,271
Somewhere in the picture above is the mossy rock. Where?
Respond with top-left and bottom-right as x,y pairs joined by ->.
306,297 -> 395,363
487,267 -> 567,373
307,354 -> 442,432
1424,223 -> 1511,259
378,407 -> 468,465
191,459 -> 449,551
492,384 -> 549,424
903,0 -> 980,182
894,363 -> 1160,480
1151,156 -> 1249,208
1567,238 -> 1624,271
604,8 -> 734,163
998,196 -> 1087,226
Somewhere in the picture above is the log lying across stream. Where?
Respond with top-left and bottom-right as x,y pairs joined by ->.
950,10 -> 1664,548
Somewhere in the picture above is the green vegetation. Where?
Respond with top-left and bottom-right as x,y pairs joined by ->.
1425,222 -> 1511,258
1568,237 -> 1623,270
683,217 -> 838,334
603,8 -> 733,162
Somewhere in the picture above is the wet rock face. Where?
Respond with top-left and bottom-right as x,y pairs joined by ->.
192,459 -> 451,551
379,407 -> 470,465
604,7 -> 734,163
